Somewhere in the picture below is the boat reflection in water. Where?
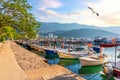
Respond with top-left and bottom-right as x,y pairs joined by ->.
47,56 -> 103,80
79,65 -> 103,80
59,58 -> 81,74
45,51 -> 60,64
47,58 -> 60,65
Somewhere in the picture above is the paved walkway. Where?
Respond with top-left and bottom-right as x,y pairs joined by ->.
0,41 -> 28,80
0,41 -> 85,80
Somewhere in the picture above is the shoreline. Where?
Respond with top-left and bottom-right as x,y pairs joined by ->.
0,41 -> 85,80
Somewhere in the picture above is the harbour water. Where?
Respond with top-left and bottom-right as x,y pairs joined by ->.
103,47 -> 120,63
46,47 -> 120,80
47,57 -> 103,80
27,43 -> 120,80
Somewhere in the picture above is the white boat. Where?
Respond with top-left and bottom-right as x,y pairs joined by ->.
79,54 -> 109,66
55,47 -> 88,59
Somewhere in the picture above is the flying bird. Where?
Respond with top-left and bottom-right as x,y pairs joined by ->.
88,7 -> 99,16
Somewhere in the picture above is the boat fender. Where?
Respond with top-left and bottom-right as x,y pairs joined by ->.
103,63 -> 113,75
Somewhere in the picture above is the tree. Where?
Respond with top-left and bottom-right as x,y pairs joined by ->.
0,26 -> 19,41
0,0 -> 40,40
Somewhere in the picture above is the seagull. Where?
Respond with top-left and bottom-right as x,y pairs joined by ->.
88,7 -> 99,16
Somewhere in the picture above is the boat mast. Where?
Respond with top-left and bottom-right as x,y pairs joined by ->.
112,37 -> 117,68
115,46 -> 117,68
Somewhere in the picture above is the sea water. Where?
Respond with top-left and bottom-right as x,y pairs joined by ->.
47,58 -> 103,80
47,47 -> 120,80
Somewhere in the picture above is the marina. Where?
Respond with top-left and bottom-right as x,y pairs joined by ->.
18,38 -> 120,80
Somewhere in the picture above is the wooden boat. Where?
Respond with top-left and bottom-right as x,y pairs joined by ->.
58,51 -> 77,59
79,54 -> 109,66
57,48 -> 88,59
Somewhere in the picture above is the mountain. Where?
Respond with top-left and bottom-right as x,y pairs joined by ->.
40,29 -> 119,38
102,27 -> 120,34
39,22 -> 99,33
39,22 -> 120,34
39,22 -> 120,38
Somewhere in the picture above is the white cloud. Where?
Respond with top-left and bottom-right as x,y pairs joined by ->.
32,0 -> 120,27
39,8 -> 59,16
59,0 -> 120,27
36,0 -> 62,9
85,0 -> 120,26
101,12 -> 120,26
30,0 -> 62,21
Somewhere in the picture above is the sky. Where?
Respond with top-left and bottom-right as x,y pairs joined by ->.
28,0 -> 120,27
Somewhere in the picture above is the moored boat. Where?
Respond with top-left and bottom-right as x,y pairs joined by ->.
79,54 -> 109,66
58,48 -> 88,59
100,42 -> 120,79
113,68 -> 120,78
58,51 -> 77,59
92,46 -> 100,53
44,48 -> 59,59
44,48 -> 58,54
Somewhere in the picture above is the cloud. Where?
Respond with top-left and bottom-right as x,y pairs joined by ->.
64,0 -> 120,27
28,0 -> 62,22
39,8 -> 59,16
101,12 -> 120,26
35,0 -> 62,9
85,0 -> 120,26
30,0 -> 120,27
58,10 -> 104,26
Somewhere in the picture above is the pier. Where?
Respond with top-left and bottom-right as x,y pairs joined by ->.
0,41 -> 85,80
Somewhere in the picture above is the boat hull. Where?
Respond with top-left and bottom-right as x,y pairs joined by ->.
80,55 -> 108,66
92,47 -> 100,53
44,49 -> 59,59
113,68 -> 120,78
58,52 -> 76,59
44,49 -> 58,54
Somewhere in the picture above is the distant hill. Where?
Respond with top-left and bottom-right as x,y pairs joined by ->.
39,22 -> 99,33
40,29 -> 119,38
101,27 -> 120,34
39,22 -> 120,34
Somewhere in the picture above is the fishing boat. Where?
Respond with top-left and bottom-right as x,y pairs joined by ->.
100,42 -> 120,79
92,46 -> 100,53
79,54 -> 109,66
58,48 -> 88,59
44,48 -> 58,54
44,48 -> 59,59
58,51 -> 77,59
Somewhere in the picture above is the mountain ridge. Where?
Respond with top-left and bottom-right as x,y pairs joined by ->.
40,28 -> 119,38
39,22 -> 99,33
39,22 -> 120,34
